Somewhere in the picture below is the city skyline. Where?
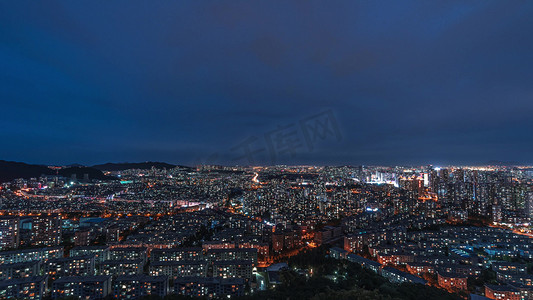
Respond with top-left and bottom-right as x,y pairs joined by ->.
2,164 -> 533,299
1,158 -> 530,169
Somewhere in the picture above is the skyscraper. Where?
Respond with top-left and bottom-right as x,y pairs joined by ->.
31,214 -> 61,246
525,191 -> 533,222
0,217 -> 19,250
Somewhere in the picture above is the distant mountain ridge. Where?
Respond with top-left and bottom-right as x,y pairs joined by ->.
0,160 -> 114,183
486,160 -> 521,166
91,162 -> 189,171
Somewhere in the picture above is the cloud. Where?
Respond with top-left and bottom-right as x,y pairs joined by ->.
1,1 -> 533,165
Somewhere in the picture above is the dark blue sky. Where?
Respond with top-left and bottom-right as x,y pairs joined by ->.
1,1 -> 533,166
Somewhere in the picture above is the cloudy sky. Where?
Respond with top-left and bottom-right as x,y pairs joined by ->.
1,1 -> 532,166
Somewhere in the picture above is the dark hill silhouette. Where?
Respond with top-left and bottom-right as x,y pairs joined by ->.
0,160 -> 51,182
57,166 -> 115,181
0,160 -> 114,183
486,160 -> 520,166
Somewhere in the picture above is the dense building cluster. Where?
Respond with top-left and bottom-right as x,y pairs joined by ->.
0,164 -> 532,299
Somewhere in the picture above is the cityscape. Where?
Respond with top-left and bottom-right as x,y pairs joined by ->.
1,163 -> 533,299
2,1 -> 533,300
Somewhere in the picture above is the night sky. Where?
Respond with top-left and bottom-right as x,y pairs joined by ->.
1,1 -> 533,166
